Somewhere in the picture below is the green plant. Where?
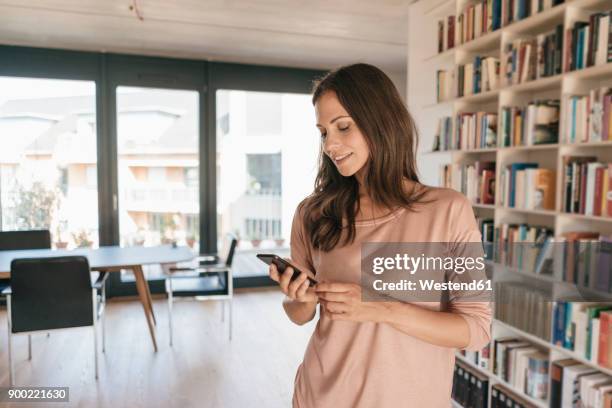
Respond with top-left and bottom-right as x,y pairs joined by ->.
72,229 -> 93,248
12,182 -> 58,230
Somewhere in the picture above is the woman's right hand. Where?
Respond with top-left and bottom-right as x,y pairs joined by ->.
269,262 -> 318,303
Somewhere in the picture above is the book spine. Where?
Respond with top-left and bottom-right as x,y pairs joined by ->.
599,312 -> 610,367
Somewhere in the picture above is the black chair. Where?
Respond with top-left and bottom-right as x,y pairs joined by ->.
0,230 -> 52,301
0,229 -> 108,354
2,256 -> 105,385
0,230 -> 51,250
165,234 -> 237,345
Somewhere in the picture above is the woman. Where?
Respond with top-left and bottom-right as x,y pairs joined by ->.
269,63 -> 492,407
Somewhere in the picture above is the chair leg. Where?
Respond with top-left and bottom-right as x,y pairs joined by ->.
221,299 -> 225,323
7,294 -> 14,386
92,290 -> 98,380
101,285 -> 106,353
27,335 -> 32,361
229,300 -> 233,342
167,278 -> 173,347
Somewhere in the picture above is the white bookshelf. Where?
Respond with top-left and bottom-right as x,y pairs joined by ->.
408,0 -> 612,406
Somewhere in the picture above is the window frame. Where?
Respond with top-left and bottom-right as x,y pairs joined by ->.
0,45 -> 325,293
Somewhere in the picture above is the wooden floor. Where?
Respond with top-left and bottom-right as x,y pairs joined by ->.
0,288 -> 316,408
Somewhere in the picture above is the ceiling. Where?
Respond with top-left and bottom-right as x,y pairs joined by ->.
0,0 -> 410,75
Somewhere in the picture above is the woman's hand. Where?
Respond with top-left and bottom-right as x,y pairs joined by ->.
269,262 -> 318,303
315,282 -> 383,322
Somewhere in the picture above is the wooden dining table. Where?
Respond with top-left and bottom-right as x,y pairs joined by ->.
0,245 -> 194,352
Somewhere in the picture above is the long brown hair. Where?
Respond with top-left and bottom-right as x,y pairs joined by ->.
302,63 -> 428,252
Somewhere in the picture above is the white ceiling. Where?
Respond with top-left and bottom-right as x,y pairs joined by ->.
0,0 -> 410,74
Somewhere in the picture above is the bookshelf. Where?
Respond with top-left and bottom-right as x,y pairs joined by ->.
408,0 -> 612,407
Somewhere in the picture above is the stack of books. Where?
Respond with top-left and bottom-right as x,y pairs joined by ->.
452,362 -> 489,408
492,337 -> 549,400
499,163 -> 556,210
441,161 -> 496,204
492,384 -> 542,407
477,217 -> 495,259
552,302 -> 612,366
455,0 -> 499,46
495,282 -> 553,340
451,0 -> 565,48
493,223 -> 554,274
561,156 -> 612,217
456,111 -> 498,149
550,231 -> 612,293
438,15 -> 455,53
499,0 -> 564,27
499,100 -> 560,147
456,56 -> 501,96
501,25 -> 563,86
565,11 -> 612,72
436,69 -> 455,102
458,344 -> 492,371
432,116 -> 453,151
436,56 -> 500,101
550,359 -> 612,408
565,87 -> 612,144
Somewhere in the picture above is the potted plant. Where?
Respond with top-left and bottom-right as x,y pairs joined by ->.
250,233 -> 262,248
160,213 -> 178,245
72,229 -> 93,248
133,229 -> 146,246
54,223 -> 68,249
186,234 -> 197,249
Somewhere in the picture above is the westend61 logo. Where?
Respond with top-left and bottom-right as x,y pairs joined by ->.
360,242 -> 492,303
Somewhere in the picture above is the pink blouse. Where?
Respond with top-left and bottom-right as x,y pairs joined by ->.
289,187 -> 492,408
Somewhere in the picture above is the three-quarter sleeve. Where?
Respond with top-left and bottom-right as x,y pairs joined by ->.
446,195 -> 493,351
289,202 -> 316,278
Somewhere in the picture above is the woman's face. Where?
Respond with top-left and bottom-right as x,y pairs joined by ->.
315,91 -> 370,178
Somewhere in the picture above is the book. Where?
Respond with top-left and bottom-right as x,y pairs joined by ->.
599,311 -> 612,368
502,25 -> 563,86
561,364 -> 598,408
566,11 -> 612,72
441,161 -> 496,204
550,359 -> 581,408
500,100 -> 560,147
566,87 -> 612,143
526,352 -> 549,399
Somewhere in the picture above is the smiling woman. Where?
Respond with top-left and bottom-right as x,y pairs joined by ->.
267,63 -> 492,408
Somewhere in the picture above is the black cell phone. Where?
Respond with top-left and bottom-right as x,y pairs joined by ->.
256,253 -> 317,285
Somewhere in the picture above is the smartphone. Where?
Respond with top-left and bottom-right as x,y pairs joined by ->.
256,253 -> 318,285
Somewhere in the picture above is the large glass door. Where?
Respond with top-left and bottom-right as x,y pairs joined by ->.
105,55 -> 206,295
0,76 -> 99,247
116,86 -> 200,282
215,90 -> 319,279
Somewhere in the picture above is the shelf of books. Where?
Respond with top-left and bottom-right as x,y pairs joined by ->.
408,0 -> 612,407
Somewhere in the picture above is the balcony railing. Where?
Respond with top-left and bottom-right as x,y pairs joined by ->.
122,183 -> 198,213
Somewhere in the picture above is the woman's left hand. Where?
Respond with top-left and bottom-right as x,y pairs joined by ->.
315,282 -> 384,322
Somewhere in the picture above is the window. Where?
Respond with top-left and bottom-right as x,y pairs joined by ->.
246,92 -> 282,135
184,167 -> 198,188
216,90 -> 319,278
246,153 -> 281,194
148,167 -> 166,183
116,86 -> 200,280
0,76 -> 99,248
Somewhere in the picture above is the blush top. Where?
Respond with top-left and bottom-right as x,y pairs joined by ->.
289,187 -> 492,408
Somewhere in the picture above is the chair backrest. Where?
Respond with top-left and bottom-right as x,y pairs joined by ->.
0,230 -> 51,251
223,234 -> 238,267
10,256 -> 93,333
